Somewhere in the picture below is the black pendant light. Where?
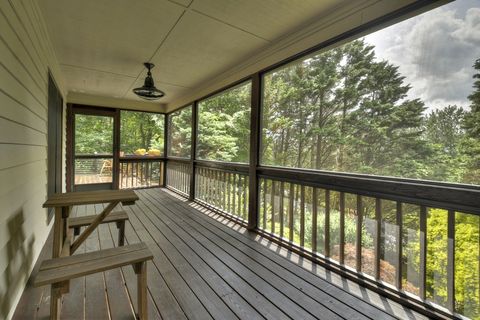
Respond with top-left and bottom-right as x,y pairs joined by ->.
133,62 -> 165,100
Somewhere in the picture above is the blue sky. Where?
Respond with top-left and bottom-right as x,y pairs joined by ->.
363,0 -> 480,112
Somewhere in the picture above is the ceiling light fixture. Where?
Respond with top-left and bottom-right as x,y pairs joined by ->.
133,62 -> 165,100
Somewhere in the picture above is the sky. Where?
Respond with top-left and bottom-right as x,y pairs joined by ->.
363,0 -> 480,112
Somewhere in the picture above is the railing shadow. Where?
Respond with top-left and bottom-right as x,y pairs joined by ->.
0,209 -> 35,319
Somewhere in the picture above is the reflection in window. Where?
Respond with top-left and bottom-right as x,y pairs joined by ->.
120,111 -> 164,157
198,81 -> 251,163
261,1 -> 480,186
168,106 -> 192,158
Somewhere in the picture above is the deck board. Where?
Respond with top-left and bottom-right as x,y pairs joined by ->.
13,188 -> 428,320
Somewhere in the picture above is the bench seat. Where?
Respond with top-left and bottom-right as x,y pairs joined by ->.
34,242 -> 152,319
35,242 -> 152,286
69,210 -> 128,246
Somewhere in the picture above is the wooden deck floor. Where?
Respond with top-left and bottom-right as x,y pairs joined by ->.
13,188 -> 427,320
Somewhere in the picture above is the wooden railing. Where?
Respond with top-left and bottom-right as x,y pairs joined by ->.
195,165 -> 249,221
257,167 -> 479,318
119,157 -> 164,189
166,159 -> 191,196
162,152 -> 479,319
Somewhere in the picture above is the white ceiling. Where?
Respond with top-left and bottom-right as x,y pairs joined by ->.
38,0 -> 347,108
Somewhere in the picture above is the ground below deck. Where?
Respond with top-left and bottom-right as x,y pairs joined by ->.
13,188 -> 428,320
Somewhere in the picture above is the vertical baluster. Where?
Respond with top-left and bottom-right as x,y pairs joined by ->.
374,198 -> 381,280
120,163 -> 123,189
222,171 -> 226,211
312,188 -> 318,252
279,182 -> 285,239
217,170 -> 221,209
203,168 -> 210,203
300,185 -> 305,247
232,174 -> 237,216
237,174 -> 242,218
270,180 -> 276,233
289,183 -> 294,242
227,172 -> 231,213
419,206 -> 427,300
262,179 -> 267,230
396,202 -> 403,290
356,195 -> 363,272
131,162 -> 134,188
213,169 -> 217,206
243,175 -> 248,220
339,192 -> 345,265
325,190 -> 330,258
447,209 -> 455,312
201,168 -> 205,200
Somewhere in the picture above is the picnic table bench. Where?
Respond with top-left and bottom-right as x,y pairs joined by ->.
38,190 -> 152,320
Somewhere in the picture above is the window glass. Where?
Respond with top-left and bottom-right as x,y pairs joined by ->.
198,81 -> 251,163
74,114 -> 113,155
168,106 -> 192,158
120,111 -> 164,157
261,1 -> 480,186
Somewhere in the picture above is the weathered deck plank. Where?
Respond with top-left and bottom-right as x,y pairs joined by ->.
13,188 -> 428,320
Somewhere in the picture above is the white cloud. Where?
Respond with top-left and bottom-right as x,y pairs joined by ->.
363,1 -> 480,111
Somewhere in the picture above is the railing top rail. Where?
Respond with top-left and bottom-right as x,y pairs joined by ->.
258,166 -> 480,215
120,156 -> 165,162
194,160 -> 249,174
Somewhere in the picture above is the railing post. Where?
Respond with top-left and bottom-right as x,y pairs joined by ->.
189,102 -> 198,201
248,73 -> 261,230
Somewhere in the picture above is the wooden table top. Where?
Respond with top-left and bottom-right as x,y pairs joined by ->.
43,189 -> 139,208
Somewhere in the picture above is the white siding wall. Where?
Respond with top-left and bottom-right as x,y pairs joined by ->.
0,1 -> 65,319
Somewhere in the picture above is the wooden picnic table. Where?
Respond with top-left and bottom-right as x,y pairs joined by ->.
43,189 -> 139,258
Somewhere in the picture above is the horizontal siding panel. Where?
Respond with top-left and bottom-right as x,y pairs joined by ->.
0,1 -> 47,77
0,10 -> 46,90
0,145 -> 46,170
0,118 -> 46,146
0,0 -> 62,319
0,37 -> 46,103
0,63 -> 46,116
0,161 -> 46,198
0,188 -> 49,251
0,92 -> 46,133
0,175 -> 47,227
15,1 -> 49,67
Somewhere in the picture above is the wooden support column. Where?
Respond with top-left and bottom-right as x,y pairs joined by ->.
163,113 -> 169,187
189,102 -> 198,200
113,109 -> 121,190
248,73 -> 261,230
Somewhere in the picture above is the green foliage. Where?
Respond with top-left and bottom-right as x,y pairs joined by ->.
120,111 -> 164,155
198,82 -> 251,162
168,107 -> 192,158
74,114 -> 113,154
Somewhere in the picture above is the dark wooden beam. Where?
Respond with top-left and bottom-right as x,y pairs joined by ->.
190,102 -> 198,201
248,73 -> 261,230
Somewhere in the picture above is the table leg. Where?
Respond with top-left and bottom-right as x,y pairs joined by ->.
52,207 -> 63,258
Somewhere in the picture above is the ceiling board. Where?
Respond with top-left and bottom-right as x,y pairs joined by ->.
147,10 -> 269,89
39,0 -> 185,76
190,0 -> 343,41
61,65 -> 134,98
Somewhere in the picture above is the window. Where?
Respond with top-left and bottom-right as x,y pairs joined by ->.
120,111 -> 164,157
168,106 -> 192,158
198,81 -> 251,163
260,2 -> 480,316
261,1 -> 480,187
47,74 -> 62,221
